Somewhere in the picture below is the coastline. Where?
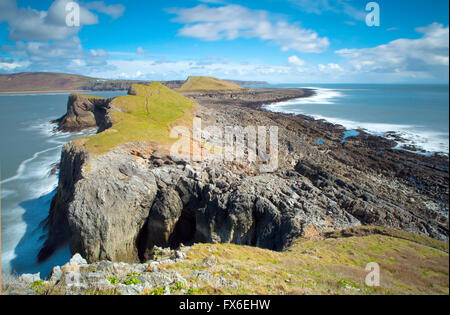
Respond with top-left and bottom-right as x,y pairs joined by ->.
0,89 -> 128,96
258,87 -> 449,157
1,83 -> 448,295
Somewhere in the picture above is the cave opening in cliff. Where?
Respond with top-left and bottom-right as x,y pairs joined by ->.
168,208 -> 197,249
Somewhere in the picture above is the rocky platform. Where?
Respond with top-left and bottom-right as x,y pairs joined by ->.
38,87 -> 449,266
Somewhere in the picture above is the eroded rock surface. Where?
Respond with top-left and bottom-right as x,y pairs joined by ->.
39,88 -> 449,265
53,94 -> 112,132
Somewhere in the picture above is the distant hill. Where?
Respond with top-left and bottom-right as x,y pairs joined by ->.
225,79 -> 268,86
178,76 -> 245,92
0,72 -> 265,94
0,72 -> 94,92
0,72 -> 184,93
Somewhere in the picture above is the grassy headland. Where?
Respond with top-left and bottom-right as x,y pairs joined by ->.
178,76 -> 245,92
75,82 -> 196,155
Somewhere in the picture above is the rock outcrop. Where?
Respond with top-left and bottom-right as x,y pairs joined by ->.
8,249 -> 191,295
40,87 -> 449,266
41,142 -> 339,263
53,94 -> 112,132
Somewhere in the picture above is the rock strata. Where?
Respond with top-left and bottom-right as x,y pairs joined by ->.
53,94 -> 112,132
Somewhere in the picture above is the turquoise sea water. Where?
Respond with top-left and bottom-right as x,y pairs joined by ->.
260,84 -> 449,154
0,92 -> 125,277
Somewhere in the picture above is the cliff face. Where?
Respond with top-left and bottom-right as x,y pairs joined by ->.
39,142 -> 159,263
40,87 -> 449,265
54,94 -> 112,132
40,143 -> 328,263
39,142 -> 89,262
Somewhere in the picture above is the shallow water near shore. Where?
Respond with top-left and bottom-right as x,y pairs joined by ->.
0,91 -> 126,277
260,84 -> 449,154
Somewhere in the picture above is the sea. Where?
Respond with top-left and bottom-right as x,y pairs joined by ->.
0,91 -> 126,278
259,84 -> 449,154
0,85 -> 448,277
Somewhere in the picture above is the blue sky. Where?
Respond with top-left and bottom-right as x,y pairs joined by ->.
0,0 -> 448,83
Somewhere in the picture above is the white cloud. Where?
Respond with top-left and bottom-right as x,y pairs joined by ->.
168,4 -> 329,53
197,0 -> 228,4
0,60 -> 29,71
87,58 -> 294,81
46,0 -> 99,26
90,48 -> 108,57
107,46 -> 148,57
84,1 -> 125,19
336,23 -> 449,80
318,63 -> 343,73
136,47 -> 146,55
289,0 -> 365,21
0,0 -> 124,74
0,0 -> 122,41
288,55 -> 305,67
84,56 -> 351,83
3,36 -> 109,73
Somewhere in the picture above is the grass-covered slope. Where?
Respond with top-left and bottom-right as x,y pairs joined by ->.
76,82 -> 196,154
163,226 -> 449,295
3,226 -> 448,295
0,72 -> 160,93
178,76 -> 245,92
0,72 -> 92,92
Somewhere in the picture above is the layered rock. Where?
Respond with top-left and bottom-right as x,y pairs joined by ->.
41,143 -> 340,263
53,94 -> 112,132
38,142 -> 88,262
39,143 -> 158,263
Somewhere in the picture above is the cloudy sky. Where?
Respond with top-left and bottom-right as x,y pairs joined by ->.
0,0 -> 448,83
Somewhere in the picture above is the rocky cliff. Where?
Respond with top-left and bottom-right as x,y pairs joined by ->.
40,141 -> 330,263
40,86 -> 449,266
53,94 -> 112,132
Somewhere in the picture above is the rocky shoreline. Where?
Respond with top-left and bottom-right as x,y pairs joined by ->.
38,86 -> 449,267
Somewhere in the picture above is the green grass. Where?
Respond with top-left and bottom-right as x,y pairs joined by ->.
163,226 -> 449,295
30,280 -> 47,294
5,227 -> 448,296
178,76 -> 244,92
77,82 -> 196,155
123,277 -> 141,286
73,94 -> 107,99
325,226 -> 449,253
107,277 -> 118,285
149,287 -> 166,295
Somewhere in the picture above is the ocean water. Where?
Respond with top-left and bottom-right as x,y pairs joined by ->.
260,84 -> 449,154
0,92 -> 125,278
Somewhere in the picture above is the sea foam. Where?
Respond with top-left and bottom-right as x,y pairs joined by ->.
263,87 -> 449,155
